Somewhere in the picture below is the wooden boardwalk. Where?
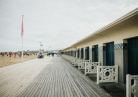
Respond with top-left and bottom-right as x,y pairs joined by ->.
0,56 -> 108,97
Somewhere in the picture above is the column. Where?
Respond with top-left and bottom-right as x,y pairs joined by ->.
83,47 -> 85,60
79,49 -> 81,59
114,41 -> 127,84
89,46 -> 92,61
98,44 -> 106,66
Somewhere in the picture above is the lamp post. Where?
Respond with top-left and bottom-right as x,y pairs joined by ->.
39,42 -> 43,50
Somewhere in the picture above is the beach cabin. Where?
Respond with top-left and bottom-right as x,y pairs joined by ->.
61,8 -> 138,87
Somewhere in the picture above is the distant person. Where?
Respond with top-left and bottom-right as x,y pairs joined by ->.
9,52 -> 11,57
23,52 -> 25,57
2,52 -> 4,57
48,53 -> 50,57
14,52 -> 16,58
52,53 -> 54,57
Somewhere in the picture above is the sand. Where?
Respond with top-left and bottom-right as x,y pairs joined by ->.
0,54 -> 38,68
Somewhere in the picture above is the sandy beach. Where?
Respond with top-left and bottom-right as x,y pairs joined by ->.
0,54 -> 38,68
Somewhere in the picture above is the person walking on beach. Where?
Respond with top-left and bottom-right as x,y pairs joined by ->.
9,52 -> 11,57
2,52 -> 4,56
52,53 -> 54,57
14,52 -> 16,58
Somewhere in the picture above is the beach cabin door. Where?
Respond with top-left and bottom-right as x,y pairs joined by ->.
81,48 -> 84,59
85,47 -> 89,60
77,49 -> 80,58
94,45 -> 98,62
128,37 -> 138,75
106,42 -> 114,66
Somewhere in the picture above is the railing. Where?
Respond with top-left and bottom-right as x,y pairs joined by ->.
85,62 -> 99,75
61,55 -> 79,66
61,55 -> 71,61
72,58 -> 79,66
69,57 -> 74,64
61,55 -> 67,60
126,74 -> 138,97
78,60 -> 90,70
97,65 -> 118,84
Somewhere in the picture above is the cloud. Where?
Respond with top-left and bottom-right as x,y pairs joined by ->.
0,0 -> 138,52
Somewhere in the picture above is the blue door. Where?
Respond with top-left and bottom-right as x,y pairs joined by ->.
85,47 -> 89,60
128,37 -> 138,75
94,45 -> 98,62
81,48 -> 83,59
77,49 -> 80,58
87,47 -> 89,60
106,42 -> 114,66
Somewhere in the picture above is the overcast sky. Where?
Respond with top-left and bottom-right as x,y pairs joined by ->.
0,0 -> 137,52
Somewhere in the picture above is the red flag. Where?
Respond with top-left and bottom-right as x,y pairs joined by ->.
21,16 -> 24,37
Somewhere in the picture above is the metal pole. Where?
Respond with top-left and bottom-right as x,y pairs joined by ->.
22,15 -> 24,63
22,36 -> 23,62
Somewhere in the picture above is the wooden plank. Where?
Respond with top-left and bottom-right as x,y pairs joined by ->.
0,56 -> 109,97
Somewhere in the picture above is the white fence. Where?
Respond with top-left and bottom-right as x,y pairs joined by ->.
126,74 -> 138,97
97,65 -> 118,84
61,55 -> 68,60
61,55 -> 80,66
85,62 -> 99,75
62,55 -> 74,63
72,58 -> 79,66
78,60 -> 90,70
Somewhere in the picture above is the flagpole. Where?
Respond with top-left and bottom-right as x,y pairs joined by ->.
22,36 -> 23,62
22,15 -> 24,63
